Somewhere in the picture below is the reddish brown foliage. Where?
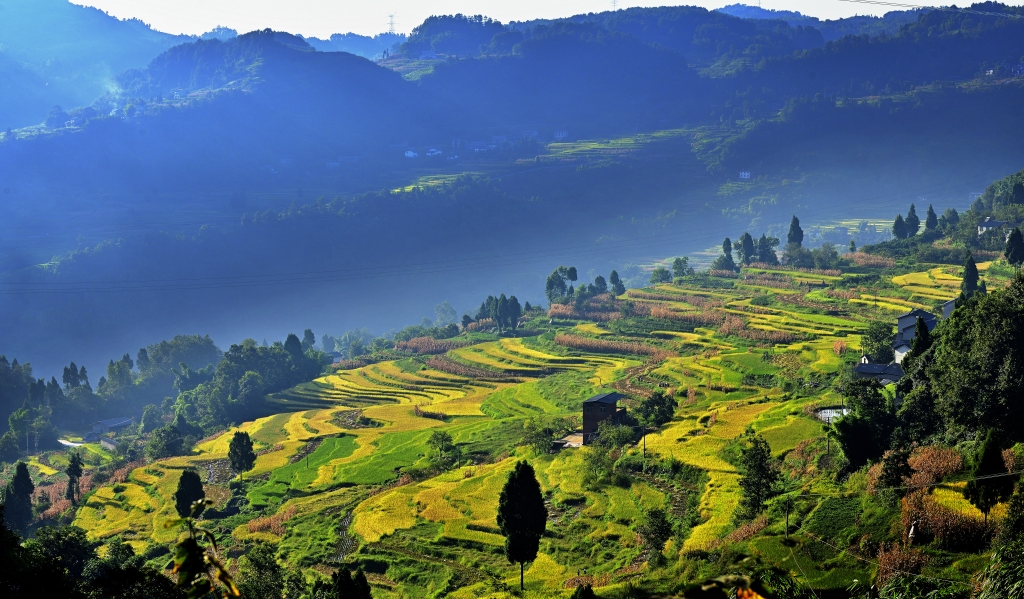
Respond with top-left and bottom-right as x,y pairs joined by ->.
649,306 -> 726,326
717,315 -> 798,344
901,490 -> 992,551
745,263 -> 842,276
876,543 -> 928,588
843,253 -> 895,268
908,446 -> 963,487
554,334 -> 673,362
413,404 -> 448,421
825,289 -> 859,300
833,340 -> 848,356
247,505 -> 298,535
709,269 -> 738,278
394,337 -> 472,354
425,355 -> 520,382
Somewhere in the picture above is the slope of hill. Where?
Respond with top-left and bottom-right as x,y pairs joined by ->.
51,238 -> 1022,597
0,0 -> 191,127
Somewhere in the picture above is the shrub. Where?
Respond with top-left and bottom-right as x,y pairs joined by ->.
247,505 -> 298,535
843,253 -> 895,268
876,543 -> 928,588
901,490 -> 993,552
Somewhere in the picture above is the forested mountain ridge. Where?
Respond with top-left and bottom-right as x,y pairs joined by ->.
0,0 -> 191,128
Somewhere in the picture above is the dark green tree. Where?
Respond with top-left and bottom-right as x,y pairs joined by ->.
545,269 -> 568,303
497,460 -> 547,590
757,234 -> 780,264
140,404 -> 163,434
301,329 -> 316,351
1006,227 -> 1024,272
426,430 -> 459,471
508,296 -> 523,329
850,239 -> 857,252
636,507 -> 673,563
609,270 -> 626,295
635,391 -> 675,427
893,214 -> 908,240
877,448 -> 913,504
909,316 -> 933,359
2,462 -> 34,533
712,238 -> 736,271
237,543 -> 283,599
284,334 -> 303,359
787,216 -> 803,247
834,379 -> 895,468
593,275 -> 608,294
962,252 -> 980,296
999,482 -> 1024,546
734,232 -> 756,265
65,451 -> 84,504
672,256 -> 690,278
228,431 -> 257,480
964,429 -> 1015,522
738,435 -> 779,519
173,469 -> 205,519
939,207 -> 960,230
934,275 -> 1024,434
925,204 -> 938,230
862,321 -> 895,363
905,203 -> 920,236
649,267 -> 672,284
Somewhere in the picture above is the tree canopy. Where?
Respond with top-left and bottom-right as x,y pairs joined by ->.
496,460 -> 547,590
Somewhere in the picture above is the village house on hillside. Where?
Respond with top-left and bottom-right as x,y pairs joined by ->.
582,392 -> 626,445
892,308 -> 938,364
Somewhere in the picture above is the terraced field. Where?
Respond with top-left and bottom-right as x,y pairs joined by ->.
70,257 -> 1017,597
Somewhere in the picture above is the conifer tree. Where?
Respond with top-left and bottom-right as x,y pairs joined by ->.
925,204 -> 938,230
65,451 -> 84,504
850,239 -> 857,252
905,203 -> 920,236
1,462 -> 34,532
787,216 -> 803,247
735,232 -> 755,265
964,429 -> 1014,522
497,460 -> 547,590
228,431 -> 257,480
1005,227 -> 1024,272
962,252 -> 980,296
713,238 -> 736,271
757,234 -> 779,264
893,214 -> 908,239
739,435 -> 779,519
609,270 -> 625,295
173,469 -> 206,518
910,316 -> 932,356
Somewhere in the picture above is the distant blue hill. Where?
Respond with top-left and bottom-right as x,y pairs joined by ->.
715,3 -> 923,41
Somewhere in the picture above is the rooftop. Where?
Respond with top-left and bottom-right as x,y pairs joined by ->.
854,363 -> 904,377
897,308 -> 937,320
583,392 -> 624,405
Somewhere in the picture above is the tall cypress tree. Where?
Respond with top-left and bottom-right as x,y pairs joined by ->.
893,214 -> 908,240
925,204 -> 938,230
962,252 -> 980,296
787,216 -> 803,247
905,203 -> 921,236
911,316 -> 932,356
1005,227 -> 1024,272
497,461 -> 547,590
173,469 -> 206,518
964,429 -> 1014,522
609,270 -> 625,296
65,451 -> 84,504
2,462 -> 34,533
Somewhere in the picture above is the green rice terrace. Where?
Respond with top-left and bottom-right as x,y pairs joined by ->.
15,253 -> 1022,598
